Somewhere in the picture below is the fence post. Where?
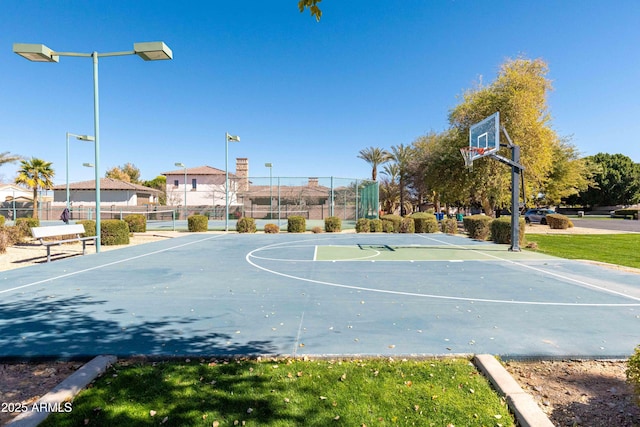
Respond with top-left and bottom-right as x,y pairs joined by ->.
355,179 -> 359,221
330,176 -> 334,217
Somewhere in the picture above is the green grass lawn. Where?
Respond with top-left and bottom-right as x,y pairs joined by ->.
525,233 -> 640,269
41,357 -> 514,427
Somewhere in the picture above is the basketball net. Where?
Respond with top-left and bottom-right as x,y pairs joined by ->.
459,147 -> 485,172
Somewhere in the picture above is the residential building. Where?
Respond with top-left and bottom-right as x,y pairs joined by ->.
51,178 -> 160,207
162,159 -> 248,208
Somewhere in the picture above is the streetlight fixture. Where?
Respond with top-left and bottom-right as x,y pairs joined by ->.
14,41 -> 172,252
265,163 -> 273,219
66,132 -> 95,211
225,132 -> 240,232
174,162 -> 187,219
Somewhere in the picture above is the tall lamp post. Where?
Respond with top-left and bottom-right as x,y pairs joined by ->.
265,163 -> 273,219
14,41 -> 172,253
66,132 -> 95,211
225,132 -> 241,232
174,162 -> 187,219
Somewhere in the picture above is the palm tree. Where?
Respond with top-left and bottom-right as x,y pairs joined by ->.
0,151 -> 22,167
14,158 -> 55,219
390,144 -> 412,216
357,147 -> 391,181
380,164 -> 399,214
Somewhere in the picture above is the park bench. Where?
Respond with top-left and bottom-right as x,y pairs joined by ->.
30,224 -> 97,263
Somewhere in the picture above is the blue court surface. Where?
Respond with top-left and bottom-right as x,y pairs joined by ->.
1,233 -> 639,360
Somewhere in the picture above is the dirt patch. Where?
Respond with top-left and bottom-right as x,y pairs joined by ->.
0,361 -> 82,425
505,359 -> 640,427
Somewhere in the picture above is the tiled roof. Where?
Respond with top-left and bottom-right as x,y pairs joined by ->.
52,178 -> 160,193
242,184 -> 330,198
162,165 -> 234,176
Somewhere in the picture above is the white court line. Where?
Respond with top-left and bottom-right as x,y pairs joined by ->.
416,234 -> 640,303
253,244 -> 381,262
293,310 -> 305,357
245,236 -> 640,307
0,234 -> 226,295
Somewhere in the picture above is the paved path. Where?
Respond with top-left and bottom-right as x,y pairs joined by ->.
572,218 -> 640,233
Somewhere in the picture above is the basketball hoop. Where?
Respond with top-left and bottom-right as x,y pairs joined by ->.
460,146 -> 485,171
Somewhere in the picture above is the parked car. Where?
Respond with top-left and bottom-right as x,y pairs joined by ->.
524,208 -> 555,224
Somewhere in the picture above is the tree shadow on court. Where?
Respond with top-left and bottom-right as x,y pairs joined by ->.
0,293 -> 283,360
38,358 -> 321,427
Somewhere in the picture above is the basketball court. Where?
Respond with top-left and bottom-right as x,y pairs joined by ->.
1,232 -> 638,360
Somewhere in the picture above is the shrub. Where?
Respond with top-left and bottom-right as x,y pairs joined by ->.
124,214 -> 146,233
324,216 -> 342,233
382,220 -> 395,233
14,218 -> 39,240
236,217 -> 257,233
287,216 -> 306,233
546,213 -> 572,230
369,219 -> 383,232
311,226 -> 323,233
380,214 -> 402,233
411,212 -> 438,233
490,217 -> 526,246
264,223 -> 280,234
355,218 -> 370,233
1,225 -> 24,247
101,220 -> 130,245
628,345 -> 640,404
400,217 -> 415,233
0,215 -> 4,227
0,228 -> 9,254
76,220 -> 96,237
463,214 -> 492,240
188,214 -> 208,232
0,226 -> 24,253
440,217 -> 458,234
16,217 -> 39,229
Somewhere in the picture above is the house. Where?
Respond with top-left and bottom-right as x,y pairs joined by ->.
241,178 -> 331,218
51,178 -> 160,207
162,159 -> 249,207
0,184 -> 32,203
0,184 -> 34,219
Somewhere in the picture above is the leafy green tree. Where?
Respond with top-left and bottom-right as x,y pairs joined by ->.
298,0 -> 322,21
577,153 -> 640,207
539,138 -> 592,205
143,175 -> 167,205
448,57 -> 575,214
14,158 -> 55,218
105,163 -> 141,184
412,130 -> 472,211
357,147 -> 392,181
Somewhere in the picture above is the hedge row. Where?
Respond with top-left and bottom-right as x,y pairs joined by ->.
232,215 -> 342,234
462,215 -> 526,245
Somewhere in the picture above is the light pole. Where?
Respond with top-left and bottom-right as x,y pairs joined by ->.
14,41 -> 172,253
66,132 -> 95,211
265,163 -> 273,219
174,162 -> 187,219
225,132 -> 240,231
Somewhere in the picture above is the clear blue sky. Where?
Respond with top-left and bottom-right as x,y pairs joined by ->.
1,1 -> 639,185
